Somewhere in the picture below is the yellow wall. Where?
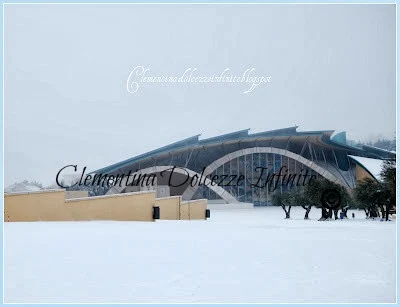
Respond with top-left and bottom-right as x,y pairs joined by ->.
4,190 -> 207,222
180,199 -> 207,220
188,199 -> 208,220
65,191 -> 156,221
4,190 -> 71,222
154,196 -> 180,220
180,202 -> 190,220
5,190 -> 156,222
65,190 -> 89,199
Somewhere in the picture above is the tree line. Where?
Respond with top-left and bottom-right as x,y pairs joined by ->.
271,159 -> 396,221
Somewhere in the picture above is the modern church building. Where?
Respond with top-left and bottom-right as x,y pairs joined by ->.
92,127 -> 395,206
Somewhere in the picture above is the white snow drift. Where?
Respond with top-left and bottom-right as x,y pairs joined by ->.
4,207 -> 396,303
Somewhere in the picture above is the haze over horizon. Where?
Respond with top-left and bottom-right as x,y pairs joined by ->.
4,4 -> 396,186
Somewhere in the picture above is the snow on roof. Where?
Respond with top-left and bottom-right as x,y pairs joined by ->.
348,155 -> 384,181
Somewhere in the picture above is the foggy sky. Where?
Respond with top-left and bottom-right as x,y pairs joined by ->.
4,4 -> 396,186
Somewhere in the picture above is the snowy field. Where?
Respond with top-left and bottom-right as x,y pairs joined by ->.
4,207 -> 396,303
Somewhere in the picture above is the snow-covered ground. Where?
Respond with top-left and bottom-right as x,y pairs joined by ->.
4,207 -> 396,303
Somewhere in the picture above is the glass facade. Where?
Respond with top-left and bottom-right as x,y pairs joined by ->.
193,153 -> 320,206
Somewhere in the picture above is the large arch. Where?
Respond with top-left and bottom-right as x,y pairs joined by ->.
182,147 -> 346,201
105,165 -> 238,203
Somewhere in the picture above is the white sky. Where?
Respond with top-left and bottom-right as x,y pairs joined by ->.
4,4 -> 396,186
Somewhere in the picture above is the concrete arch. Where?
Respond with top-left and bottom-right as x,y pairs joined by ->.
182,147 -> 346,201
105,165 -> 238,203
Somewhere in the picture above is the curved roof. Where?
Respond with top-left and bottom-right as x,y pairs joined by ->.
91,127 -> 395,174
348,155 -> 385,181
